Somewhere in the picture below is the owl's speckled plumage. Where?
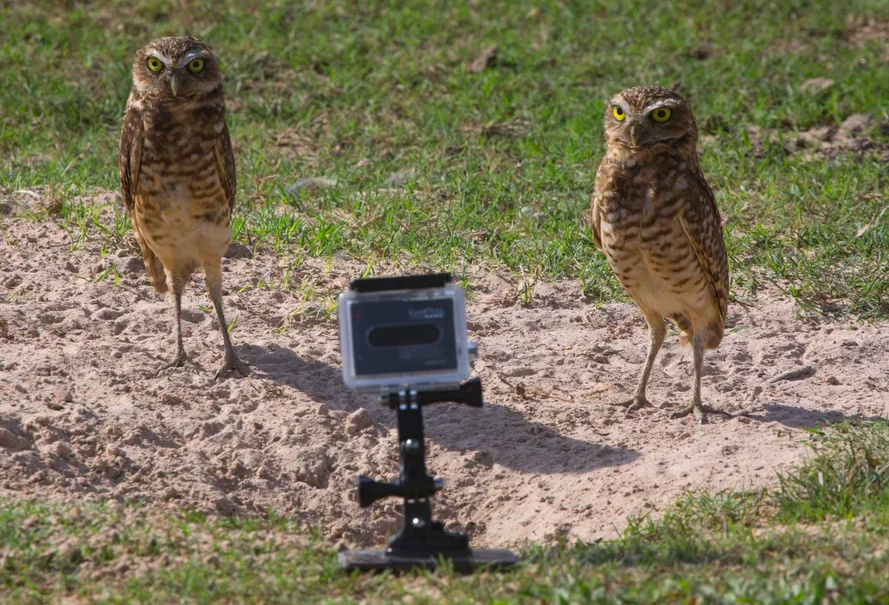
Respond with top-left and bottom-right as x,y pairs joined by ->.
590,86 -> 730,423
120,36 -> 249,378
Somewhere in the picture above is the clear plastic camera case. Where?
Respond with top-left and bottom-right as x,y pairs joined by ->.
338,284 -> 471,392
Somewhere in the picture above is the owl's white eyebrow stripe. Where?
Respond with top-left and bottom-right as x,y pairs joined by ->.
644,99 -> 683,112
178,50 -> 210,67
147,50 -> 172,65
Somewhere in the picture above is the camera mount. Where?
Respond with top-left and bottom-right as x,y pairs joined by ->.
338,273 -> 518,572
338,378 -> 518,572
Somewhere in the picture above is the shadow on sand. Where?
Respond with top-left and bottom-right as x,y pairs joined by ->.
246,345 -> 640,475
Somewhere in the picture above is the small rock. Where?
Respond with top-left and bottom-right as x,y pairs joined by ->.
4,274 -> 22,288
346,408 -> 373,434
470,451 -> 494,468
106,444 -> 124,457
161,393 -> 183,405
316,403 -> 330,417
0,428 -> 30,451
215,497 -> 235,516
768,365 -> 816,383
752,385 -> 763,398
180,309 -> 206,324
63,261 -> 78,273
468,45 -> 498,73
53,389 -> 74,405
118,256 -> 143,275
56,541 -> 83,566
201,421 -> 224,438
224,242 -> 251,259
507,367 -> 537,377
800,78 -> 834,93
14,383 -> 26,394
95,309 -> 123,321
384,168 -> 417,187
54,442 -> 73,459
840,114 -> 870,135
826,376 -> 840,385
286,177 -> 338,196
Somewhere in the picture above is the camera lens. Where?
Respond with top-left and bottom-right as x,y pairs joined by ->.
367,324 -> 440,347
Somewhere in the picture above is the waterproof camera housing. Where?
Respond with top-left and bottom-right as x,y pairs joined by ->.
338,273 -> 476,393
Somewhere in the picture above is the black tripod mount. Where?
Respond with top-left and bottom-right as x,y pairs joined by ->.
338,378 -> 518,572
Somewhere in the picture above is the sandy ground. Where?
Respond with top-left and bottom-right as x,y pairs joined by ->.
1,189 -> 888,549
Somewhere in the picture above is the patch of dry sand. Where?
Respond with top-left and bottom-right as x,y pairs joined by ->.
1,190 -> 887,549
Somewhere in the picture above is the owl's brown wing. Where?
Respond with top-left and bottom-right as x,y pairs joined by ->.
677,167 -> 730,321
589,165 -> 607,251
589,194 -> 603,250
213,121 -> 237,213
119,105 -> 143,213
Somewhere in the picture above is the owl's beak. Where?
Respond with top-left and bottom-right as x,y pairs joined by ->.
628,123 -> 642,148
170,74 -> 183,97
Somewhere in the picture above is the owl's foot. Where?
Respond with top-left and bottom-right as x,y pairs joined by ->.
156,351 -> 189,376
215,353 -> 251,379
670,403 -> 734,425
614,395 -> 655,414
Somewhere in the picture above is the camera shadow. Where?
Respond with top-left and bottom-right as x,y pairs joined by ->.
248,345 -> 640,475
421,400 -> 640,474
244,344 -> 360,407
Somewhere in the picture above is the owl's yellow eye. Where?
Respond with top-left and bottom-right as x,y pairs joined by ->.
612,106 -> 626,121
651,107 -> 672,123
188,59 -> 204,73
146,57 -> 163,72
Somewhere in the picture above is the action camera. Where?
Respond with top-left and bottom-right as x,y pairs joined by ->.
338,273 -> 477,393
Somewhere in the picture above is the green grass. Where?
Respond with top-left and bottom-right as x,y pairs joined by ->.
3,421 -> 889,604
2,0 -> 888,316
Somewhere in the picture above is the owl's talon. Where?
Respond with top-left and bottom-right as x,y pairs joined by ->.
156,352 -> 189,376
215,355 -> 250,379
614,395 -> 655,415
670,404 -> 733,424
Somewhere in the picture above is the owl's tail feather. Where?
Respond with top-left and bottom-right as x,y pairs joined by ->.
671,313 -> 723,349
134,233 -> 168,293
143,246 -> 168,294
670,313 -> 695,348
131,216 -> 168,294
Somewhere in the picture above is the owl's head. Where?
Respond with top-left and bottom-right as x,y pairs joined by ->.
603,86 -> 697,150
131,36 -> 222,99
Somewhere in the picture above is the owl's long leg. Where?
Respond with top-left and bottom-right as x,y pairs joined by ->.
670,333 -> 732,424
616,312 -> 665,414
156,272 -> 189,375
204,259 -> 250,379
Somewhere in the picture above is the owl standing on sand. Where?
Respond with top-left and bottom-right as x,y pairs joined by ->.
590,86 -> 729,423
119,36 -> 249,378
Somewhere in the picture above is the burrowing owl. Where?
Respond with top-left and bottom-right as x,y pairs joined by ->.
119,36 -> 249,378
590,86 -> 729,423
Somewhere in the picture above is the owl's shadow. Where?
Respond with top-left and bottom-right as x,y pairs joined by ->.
245,344 -> 639,475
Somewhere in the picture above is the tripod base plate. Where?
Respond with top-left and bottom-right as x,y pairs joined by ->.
338,548 -> 518,573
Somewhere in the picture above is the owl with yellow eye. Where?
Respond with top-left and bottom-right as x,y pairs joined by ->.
590,86 -> 731,424
119,36 -> 250,379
